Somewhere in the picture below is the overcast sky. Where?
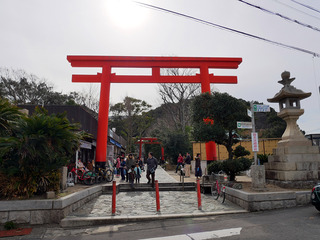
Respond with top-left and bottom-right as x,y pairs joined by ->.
1,0 -> 320,134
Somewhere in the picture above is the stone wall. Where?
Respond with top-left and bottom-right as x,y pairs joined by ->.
0,186 -> 102,225
225,187 -> 310,211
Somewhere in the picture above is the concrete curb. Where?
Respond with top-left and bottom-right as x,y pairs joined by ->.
60,209 -> 248,228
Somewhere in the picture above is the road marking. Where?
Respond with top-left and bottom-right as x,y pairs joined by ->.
140,227 -> 242,240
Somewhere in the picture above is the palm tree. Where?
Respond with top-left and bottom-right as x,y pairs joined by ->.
0,104 -> 84,198
0,97 -> 23,136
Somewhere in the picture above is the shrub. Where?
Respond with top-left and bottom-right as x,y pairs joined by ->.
0,172 -> 37,199
4,221 -> 17,230
223,157 -> 252,181
257,154 -> 269,165
36,170 -> 61,195
233,145 -> 250,158
207,157 -> 253,181
207,160 -> 223,174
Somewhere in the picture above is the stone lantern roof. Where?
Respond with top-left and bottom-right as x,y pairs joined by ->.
267,71 -> 311,103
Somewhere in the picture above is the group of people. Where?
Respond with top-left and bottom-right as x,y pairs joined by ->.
175,152 -> 202,179
115,152 -> 158,188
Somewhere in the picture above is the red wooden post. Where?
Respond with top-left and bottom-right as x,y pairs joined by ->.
155,180 -> 160,212
197,179 -> 202,210
96,66 -> 111,165
161,146 -> 164,162
112,180 -> 116,215
139,138 -> 142,160
200,65 -> 217,161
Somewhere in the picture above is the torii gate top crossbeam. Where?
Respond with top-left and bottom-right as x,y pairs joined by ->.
67,55 -> 242,68
67,56 -> 242,84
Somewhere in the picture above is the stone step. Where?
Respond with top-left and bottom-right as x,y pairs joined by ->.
117,186 -> 196,192
102,182 -> 195,193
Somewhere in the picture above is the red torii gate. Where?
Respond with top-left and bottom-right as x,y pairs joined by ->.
67,56 -> 242,166
135,137 -> 165,161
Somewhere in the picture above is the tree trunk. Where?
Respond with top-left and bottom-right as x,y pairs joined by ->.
229,172 -> 236,181
227,145 -> 233,160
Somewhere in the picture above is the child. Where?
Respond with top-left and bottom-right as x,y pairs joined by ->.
134,163 -> 142,184
128,165 -> 135,188
120,157 -> 126,181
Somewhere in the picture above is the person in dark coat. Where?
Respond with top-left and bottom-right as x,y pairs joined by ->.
146,152 -> 158,188
126,153 -> 135,182
195,153 -> 202,179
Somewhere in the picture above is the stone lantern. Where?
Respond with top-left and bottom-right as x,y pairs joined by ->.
268,71 -> 311,146
265,71 -> 320,188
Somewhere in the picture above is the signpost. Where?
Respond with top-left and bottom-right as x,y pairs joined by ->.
250,103 -> 269,190
253,104 -> 270,112
251,132 -> 259,152
237,121 -> 252,129
250,103 -> 270,165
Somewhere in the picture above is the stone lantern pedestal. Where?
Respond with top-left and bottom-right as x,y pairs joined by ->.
265,71 -> 320,188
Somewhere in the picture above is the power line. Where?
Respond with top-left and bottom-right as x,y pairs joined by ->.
290,0 -> 320,14
135,1 -> 320,57
270,0 -> 320,21
238,0 -> 320,33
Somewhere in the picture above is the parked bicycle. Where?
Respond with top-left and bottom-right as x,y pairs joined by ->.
211,172 -> 226,203
95,167 -> 114,182
69,167 -> 97,185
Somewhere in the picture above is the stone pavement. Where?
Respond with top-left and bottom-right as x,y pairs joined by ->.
68,190 -> 244,218
66,166 -> 244,218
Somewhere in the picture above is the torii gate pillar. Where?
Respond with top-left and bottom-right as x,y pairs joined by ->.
67,56 -> 242,165
96,66 -> 111,166
200,65 -> 217,161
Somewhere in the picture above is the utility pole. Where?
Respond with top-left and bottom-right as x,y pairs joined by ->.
250,102 -> 258,165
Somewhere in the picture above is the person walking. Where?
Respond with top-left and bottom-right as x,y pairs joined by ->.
146,152 -> 158,188
184,152 -> 191,177
195,153 -> 202,179
126,153 -> 135,182
175,153 -> 184,173
128,165 -> 135,189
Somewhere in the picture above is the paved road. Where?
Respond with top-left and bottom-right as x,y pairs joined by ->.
12,167 -> 319,239
12,205 -> 320,239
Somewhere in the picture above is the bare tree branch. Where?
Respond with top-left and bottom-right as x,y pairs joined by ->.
158,68 -> 201,133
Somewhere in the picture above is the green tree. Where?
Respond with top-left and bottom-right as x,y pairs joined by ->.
0,105 -> 84,198
233,145 -> 250,159
261,108 -> 286,138
0,68 -> 76,105
192,92 -> 250,160
109,96 -> 153,152
162,131 -> 191,164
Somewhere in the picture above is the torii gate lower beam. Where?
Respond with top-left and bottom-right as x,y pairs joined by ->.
135,137 -> 164,161
67,56 -> 242,165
